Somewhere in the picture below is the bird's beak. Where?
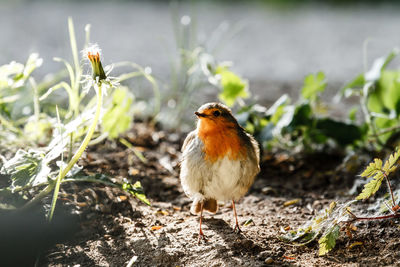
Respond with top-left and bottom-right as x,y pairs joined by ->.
195,111 -> 207,118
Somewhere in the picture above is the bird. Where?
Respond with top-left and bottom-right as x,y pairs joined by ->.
180,102 -> 260,242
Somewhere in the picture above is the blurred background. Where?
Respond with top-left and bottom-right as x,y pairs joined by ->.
1,0 -> 400,125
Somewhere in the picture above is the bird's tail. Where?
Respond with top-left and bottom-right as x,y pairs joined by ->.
191,198 -> 218,214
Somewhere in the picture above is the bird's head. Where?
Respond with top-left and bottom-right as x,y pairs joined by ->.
195,102 -> 238,132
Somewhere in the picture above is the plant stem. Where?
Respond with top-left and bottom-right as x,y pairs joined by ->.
384,172 -> 396,208
68,17 -> 82,118
22,83 -> 103,211
47,105 -> 64,221
360,82 -> 383,148
68,132 -> 73,163
374,125 -> 400,136
0,114 -> 23,134
114,62 -> 161,119
29,77 -> 40,122
346,209 -> 400,222
19,184 -> 54,211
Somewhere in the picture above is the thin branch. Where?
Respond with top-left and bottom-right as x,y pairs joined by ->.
346,209 -> 400,223
383,172 -> 396,208
374,124 -> 400,136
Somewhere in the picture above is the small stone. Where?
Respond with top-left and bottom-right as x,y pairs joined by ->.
261,186 -> 276,195
265,257 -> 274,264
274,246 -> 285,257
257,250 -> 272,260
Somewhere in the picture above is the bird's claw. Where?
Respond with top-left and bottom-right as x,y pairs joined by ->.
197,231 -> 207,244
233,224 -> 242,234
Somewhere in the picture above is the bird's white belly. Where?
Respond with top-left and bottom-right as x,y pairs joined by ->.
180,135 -> 255,203
202,157 -> 243,201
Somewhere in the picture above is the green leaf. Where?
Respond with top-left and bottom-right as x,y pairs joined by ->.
364,50 -> 397,83
379,71 -> 400,111
373,117 -> 398,145
357,150 -> 400,200
342,74 -> 365,92
301,72 -> 326,101
382,148 -> 400,173
0,61 -> 24,89
280,229 -> 318,244
388,149 -> 400,168
64,175 -> 150,206
270,105 -> 285,124
22,53 -> 43,80
315,118 -> 363,146
360,158 -> 382,178
281,200 -> 355,251
265,94 -> 290,116
122,181 -> 150,206
367,70 -> 400,115
288,103 -> 312,128
318,224 -> 340,256
356,172 -> 384,200
216,66 -> 249,107
102,87 -> 134,139
0,149 -> 51,192
348,107 -> 358,122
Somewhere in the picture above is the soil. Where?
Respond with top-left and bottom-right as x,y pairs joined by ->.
25,122 -> 400,266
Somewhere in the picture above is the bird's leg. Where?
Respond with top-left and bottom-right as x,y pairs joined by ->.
232,200 -> 242,233
198,201 -> 206,243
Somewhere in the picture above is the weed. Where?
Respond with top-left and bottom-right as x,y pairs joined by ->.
160,10 -> 248,130
0,19 -> 150,217
282,147 -> 400,255
238,72 -> 364,152
340,49 -> 400,150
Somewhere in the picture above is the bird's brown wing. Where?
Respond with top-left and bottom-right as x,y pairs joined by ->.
181,130 -> 196,152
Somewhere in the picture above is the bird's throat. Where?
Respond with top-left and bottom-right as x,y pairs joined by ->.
197,121 -> 245,162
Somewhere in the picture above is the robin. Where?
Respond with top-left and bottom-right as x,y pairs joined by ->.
180,102 -> 260,242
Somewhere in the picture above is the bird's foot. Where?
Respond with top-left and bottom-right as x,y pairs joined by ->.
233,223 -> 242,234
197,229 -> 207,244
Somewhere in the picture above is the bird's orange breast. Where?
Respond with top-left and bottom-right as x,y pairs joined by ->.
197,120 -> 246,162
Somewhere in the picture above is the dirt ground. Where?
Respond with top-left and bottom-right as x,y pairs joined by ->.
36,122 -> 400,267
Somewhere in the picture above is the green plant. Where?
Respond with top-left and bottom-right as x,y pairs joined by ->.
281,147 -> 400,255
0,20 -> 151,218
341,49 -> 400,149
0,54 -> 45,147
159,11 -> 248,129
237,72 -> 365,152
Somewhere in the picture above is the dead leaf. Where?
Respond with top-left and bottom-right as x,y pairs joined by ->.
129,167 -> 140,176
117,195 -> 128,202
244,219 -> 253,226
282,255 -> 296,260
283,199 -> 301,207
151,225 -> 163,231
76,202 -> 88,207
348,241 -> 363,249
155,210 -> 169,216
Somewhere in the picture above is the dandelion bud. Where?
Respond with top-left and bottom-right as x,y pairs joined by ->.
85,45 -> 106,81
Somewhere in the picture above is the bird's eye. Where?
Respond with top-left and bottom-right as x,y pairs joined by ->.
213,110 -> 221,117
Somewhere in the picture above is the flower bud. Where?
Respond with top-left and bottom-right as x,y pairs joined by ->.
87,50 -> 106,81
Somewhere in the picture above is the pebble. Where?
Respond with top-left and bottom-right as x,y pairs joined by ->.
258,250 -> 272,260
265,257 -> 274,264
261,187 -> 276,195
274,246 -> 285,257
